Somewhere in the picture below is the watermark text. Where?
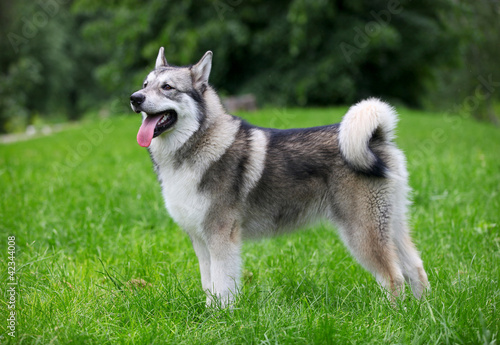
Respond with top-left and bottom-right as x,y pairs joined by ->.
6,236 -> 17,338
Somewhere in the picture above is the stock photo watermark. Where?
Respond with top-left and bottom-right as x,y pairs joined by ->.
410,74 -> 499,168
213,0 -> 243,21
268,108 -> 297,129
7,0 -> 70,53
444,75 -> 500,124
340,0 -> 404,63
6,236 -> 17,338
52,118 -> 115,173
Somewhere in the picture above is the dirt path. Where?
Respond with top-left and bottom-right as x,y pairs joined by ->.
0,124 -> 70,144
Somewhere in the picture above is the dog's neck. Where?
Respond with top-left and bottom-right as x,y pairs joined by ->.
202,85 -> 228,127
148,85 -> 240,169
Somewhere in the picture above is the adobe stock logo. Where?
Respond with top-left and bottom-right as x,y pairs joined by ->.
53,119 -> 115,173
213,0 -> 243,21
7,0 -> 70,54
409,74 -> 500,169
340,0 -> 404,63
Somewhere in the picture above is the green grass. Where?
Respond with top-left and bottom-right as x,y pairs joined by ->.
0,107 -> 499,344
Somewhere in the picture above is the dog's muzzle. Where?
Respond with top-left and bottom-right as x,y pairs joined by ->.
130,92 -> 145,113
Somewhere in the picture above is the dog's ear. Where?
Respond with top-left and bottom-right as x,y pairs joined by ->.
191,51 -> 212,92
155,47 -> 168,69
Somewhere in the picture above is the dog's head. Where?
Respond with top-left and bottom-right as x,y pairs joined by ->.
130,48 -> 212,147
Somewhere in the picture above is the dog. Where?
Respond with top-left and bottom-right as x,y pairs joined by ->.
130,48 -> 429,307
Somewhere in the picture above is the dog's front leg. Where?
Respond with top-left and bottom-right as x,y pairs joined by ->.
206,221 -> 242,308
190,235 -> 212,297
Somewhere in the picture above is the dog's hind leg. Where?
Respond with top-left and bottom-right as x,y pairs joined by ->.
392,220 -> 429,299
389,169 -> 430,299
333,188 -> 405,300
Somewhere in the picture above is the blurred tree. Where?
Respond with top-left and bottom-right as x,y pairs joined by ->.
426,0 -> 500,124
2,0 -> 496,133
0,0 -> 108,132
72,0 -> 460,107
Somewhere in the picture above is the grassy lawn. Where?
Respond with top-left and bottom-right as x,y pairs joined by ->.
1,107 -> 499,344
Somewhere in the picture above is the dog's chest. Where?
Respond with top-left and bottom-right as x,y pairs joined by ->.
156,162 -> 210,233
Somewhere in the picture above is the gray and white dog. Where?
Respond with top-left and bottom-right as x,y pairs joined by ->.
130,48 -> 429,307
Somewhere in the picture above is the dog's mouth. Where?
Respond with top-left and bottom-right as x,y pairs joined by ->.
137,110 -> 177,147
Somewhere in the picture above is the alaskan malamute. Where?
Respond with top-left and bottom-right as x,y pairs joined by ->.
130,48 -> 429,307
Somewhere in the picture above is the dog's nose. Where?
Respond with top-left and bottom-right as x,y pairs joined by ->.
130,93 -> 145,107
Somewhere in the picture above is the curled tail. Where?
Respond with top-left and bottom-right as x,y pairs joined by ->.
338,98 -> 398,177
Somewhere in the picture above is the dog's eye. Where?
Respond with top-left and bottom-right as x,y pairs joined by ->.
143,82 -> 148,88
162,84 -> 174,90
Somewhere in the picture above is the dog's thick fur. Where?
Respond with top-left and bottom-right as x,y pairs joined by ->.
130,48 -> 429,307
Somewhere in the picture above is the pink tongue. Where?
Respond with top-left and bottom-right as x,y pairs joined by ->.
137,115 -> 163,147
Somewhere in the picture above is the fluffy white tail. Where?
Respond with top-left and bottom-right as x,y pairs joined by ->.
338,98 -> 398,177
